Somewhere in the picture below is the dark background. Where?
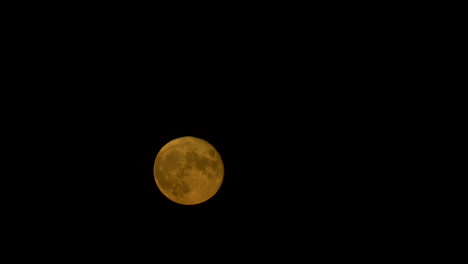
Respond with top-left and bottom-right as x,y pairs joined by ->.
2,1 -> 439,259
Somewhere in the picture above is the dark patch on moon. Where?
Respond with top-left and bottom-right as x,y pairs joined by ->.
162,150 -> 184,172
186,150 -> 209,171
168,179 -> 190,198
156,167 -> 190,197
208,149 -> 215,157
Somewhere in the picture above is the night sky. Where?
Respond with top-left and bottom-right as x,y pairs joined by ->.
113,90 -> 403,253
2,1 -> 436,259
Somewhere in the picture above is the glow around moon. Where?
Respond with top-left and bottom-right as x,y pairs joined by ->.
153,136 -> 224,205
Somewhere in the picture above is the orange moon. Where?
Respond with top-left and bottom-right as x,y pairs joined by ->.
153,136 -> 224,205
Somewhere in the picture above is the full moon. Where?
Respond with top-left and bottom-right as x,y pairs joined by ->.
153,136 -> 224,205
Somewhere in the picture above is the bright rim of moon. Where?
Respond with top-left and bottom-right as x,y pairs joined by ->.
153,136 -> 224,205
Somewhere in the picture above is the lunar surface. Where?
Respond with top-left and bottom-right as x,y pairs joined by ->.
153,136 -> 224,205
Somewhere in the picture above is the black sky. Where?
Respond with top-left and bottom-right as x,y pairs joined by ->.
2,1 -> 438,259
